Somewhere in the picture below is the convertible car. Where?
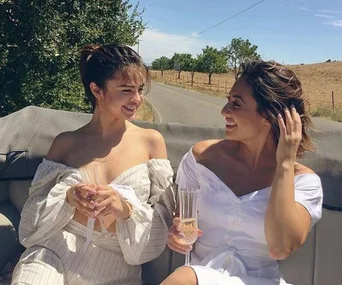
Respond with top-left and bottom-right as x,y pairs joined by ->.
0,106 -> 341,285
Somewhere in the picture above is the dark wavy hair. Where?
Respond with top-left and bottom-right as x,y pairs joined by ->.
239,60 -> 314,157
79,44 -> 151,111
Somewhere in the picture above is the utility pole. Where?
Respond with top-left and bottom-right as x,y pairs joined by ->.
137,39 -> 142,54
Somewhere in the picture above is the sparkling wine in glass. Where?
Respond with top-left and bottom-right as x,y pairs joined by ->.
178,188 -> 200,266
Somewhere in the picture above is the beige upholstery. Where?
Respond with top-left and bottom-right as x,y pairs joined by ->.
8,180 -> 31,213
279,228 -> 316,285
314,209 -> 342,285
0,181 -> 9,202
1,106 -> 342,285
0,203 -> 21,268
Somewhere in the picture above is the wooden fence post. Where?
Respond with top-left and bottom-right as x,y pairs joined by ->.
332,91 -> 335,111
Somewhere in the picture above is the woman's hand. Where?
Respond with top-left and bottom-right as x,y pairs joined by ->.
276,105 -> 302,164
92,185 -> 132,220
66,184 -> 98,217
167,217 -> 203,254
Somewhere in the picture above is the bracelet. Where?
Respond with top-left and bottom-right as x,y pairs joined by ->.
123,201 -> 133,220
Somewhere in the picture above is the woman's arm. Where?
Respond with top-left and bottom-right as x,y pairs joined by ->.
113,130 -> 176,265
19,167 -> 77,248
20,133 -> 96,248
265,107 -> 319,260
112,163 -> 175,265
265,162 -> 312,260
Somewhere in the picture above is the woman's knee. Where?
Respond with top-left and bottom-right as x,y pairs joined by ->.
11,247 -> 65,285
160,266 -> 198,285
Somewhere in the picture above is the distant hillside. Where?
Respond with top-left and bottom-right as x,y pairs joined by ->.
288,61 -> 342,110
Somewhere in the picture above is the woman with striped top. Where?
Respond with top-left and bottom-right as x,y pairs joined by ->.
11,44 -> 176,285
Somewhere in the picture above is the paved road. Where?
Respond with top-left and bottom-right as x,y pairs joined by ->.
148,82 -> 342,131
147,82 -> 226,127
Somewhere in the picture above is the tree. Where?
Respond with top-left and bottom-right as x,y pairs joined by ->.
151,56 -> 171,77
196,46 -> 227,85
0,0 -> 145,116
224,38 -> 260,81
170,53 -> 193,79
189,58 -> 198,87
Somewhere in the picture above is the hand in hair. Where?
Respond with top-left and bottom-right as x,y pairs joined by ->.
276,104 -> 302,164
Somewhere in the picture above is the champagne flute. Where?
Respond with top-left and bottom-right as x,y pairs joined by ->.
79,164 -> 112,239
178,188 -> 200,266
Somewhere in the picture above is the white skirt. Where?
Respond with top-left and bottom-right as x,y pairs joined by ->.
189,246 -> 290,285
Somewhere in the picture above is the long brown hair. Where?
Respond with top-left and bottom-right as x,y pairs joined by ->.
240,60 -> 314,157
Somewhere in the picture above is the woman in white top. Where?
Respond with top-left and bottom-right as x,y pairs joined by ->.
11,44 -> 175,285
162,60 -> 323,285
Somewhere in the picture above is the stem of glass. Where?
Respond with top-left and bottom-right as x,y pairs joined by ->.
185,252 -> 191,266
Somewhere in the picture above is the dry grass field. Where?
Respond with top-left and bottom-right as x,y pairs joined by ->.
136,99 -> 154,122
151,61 -> 342,121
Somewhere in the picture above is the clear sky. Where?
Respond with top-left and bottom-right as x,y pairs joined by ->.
130,0 -> 342,65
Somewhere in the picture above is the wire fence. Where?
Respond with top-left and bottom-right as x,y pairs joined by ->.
150,70 -> 342,119
150,70 -> 236,95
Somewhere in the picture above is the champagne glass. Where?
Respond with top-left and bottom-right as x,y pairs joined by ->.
178,188 -> 200,266
79,164 -> 112,239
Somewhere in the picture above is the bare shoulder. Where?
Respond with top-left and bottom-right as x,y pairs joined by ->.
130,124 -> 167,159
145,128 -> 167,159
46,131 -> 77,163
295,163 -> 316,175
143,128 -> 165,142
192,139 -> 222,160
